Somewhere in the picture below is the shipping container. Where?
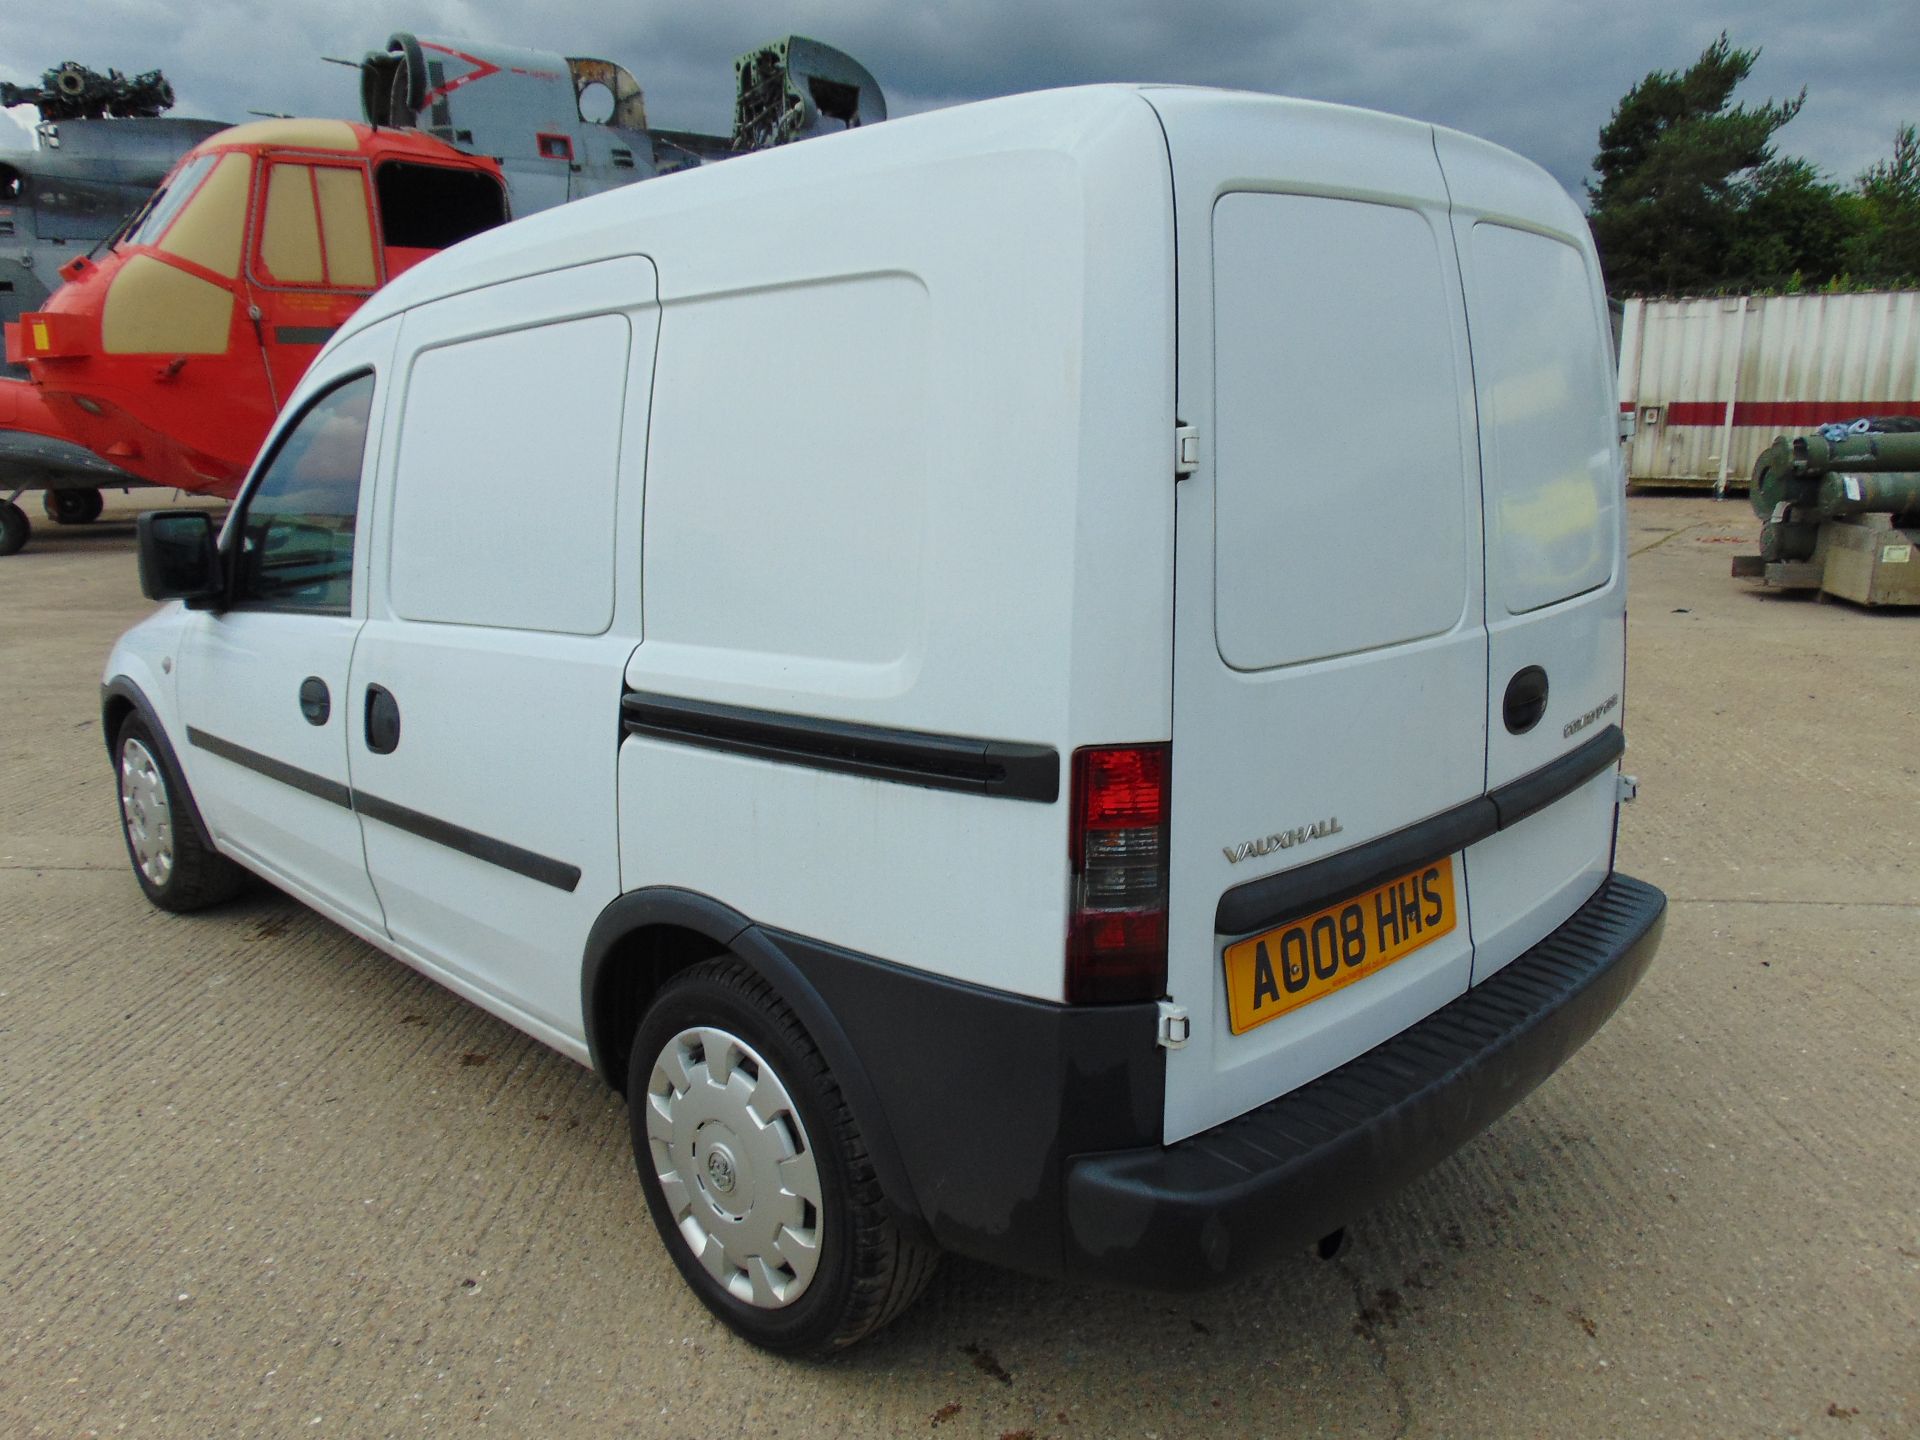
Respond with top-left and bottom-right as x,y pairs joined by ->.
1618,290 -> 1920,491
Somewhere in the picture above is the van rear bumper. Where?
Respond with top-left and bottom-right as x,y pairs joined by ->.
1062,871 -> 1667,1289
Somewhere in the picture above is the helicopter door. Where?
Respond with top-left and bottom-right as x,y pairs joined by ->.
244,158 -> 381,409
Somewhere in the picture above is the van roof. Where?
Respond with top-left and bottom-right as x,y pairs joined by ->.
337,83 -> 1454,342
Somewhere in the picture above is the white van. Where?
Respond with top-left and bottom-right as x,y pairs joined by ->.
106,86 -> 1665,1354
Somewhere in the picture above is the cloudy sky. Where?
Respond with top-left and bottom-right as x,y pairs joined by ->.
2,1 -> 1915,200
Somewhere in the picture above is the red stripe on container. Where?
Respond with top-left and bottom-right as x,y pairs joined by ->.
1644,400 -> 1920,428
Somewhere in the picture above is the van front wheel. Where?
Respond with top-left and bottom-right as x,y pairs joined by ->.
627,958 -> 938,1355
114,712 -> 246,911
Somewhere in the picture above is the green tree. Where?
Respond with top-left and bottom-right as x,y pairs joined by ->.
1726,157 -> 1858,290
1587,33 -> 1819,294
1843,124 -> 1920,285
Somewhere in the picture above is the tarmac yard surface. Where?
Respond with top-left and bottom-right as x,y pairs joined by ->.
1,495 -> 1914,1439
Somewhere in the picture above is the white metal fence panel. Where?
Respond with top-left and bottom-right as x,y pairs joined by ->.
1618,290 -> 1920,489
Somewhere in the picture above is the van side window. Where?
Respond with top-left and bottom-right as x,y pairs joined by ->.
232,372 -> 376,614
389,315 -> 628,634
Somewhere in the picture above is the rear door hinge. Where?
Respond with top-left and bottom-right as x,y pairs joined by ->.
1174,423 -> 1199,479
1616,772 -> 1639,805
1157,1000 -> 1190,1049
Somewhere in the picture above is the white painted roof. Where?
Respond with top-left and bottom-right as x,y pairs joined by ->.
342,84 -> 1469,340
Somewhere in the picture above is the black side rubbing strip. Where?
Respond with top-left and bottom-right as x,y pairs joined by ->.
1215,725 -> 1628,938
1488,724 -> 1625,829
187,726 -> 352,808
622,692 -> 1060,803
185,726 -> 579,891
353,791 -> 582,893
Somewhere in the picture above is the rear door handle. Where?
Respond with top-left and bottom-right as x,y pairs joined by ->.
1502,666 -> 1549,735
365,685 -> 401,754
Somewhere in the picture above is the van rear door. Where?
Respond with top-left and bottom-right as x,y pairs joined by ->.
1433,128 -> 1626,984
1148,93 -> 1489,1142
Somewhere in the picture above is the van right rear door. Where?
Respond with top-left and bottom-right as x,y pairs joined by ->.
1147,92 -> 1489,1143
1434,127 -> 1627,985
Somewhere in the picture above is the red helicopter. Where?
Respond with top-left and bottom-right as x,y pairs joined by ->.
4,118 -> 506,516
0,33 -> 884,556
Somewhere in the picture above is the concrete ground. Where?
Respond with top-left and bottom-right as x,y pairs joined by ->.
0,493 -> 1914,1439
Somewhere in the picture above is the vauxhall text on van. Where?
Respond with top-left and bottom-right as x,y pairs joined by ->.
106,85 -> 1666,1354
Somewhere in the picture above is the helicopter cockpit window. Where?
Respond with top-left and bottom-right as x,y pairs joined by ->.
256,162 -> 378,290
374,163 -> 507,252
121,153 -> 217,251
233,372 -> 375,614
156,151 -> 250,278
314,168 -> 377,287
258,162 -> 324,284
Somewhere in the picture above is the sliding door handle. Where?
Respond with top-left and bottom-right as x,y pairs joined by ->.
365,685 -> 401,754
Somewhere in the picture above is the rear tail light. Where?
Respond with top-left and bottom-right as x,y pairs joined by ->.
1067,743 -> 1169,1003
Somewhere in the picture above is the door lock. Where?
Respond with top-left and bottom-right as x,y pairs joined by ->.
298,676 -> 330,726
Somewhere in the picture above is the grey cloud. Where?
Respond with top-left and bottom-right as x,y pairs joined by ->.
0,0 -> 1912,196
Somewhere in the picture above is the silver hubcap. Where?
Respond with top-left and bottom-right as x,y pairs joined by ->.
645,1026 -> 823,1309
119,737 -> 175,888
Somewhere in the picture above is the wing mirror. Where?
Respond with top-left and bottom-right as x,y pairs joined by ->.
136,511 -> 224,604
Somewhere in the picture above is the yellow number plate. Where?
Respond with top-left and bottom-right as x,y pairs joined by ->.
1222,856 -> 1456,1035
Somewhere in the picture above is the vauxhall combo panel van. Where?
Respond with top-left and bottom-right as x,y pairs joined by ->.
107,85 -> 1666,1354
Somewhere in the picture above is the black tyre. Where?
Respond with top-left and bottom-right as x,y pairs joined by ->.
43,487 -> 104,524
114,712 -> 246,912
628,958 -> 938,1355
0,500 -> 28,557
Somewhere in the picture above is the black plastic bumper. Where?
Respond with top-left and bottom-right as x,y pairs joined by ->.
1062,872 -> 1667,1289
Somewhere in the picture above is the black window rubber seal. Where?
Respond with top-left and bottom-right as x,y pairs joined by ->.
621,692 -> 1060,804
1215,725 -> 1626,938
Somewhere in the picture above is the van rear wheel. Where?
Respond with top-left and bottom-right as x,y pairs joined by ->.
627,957 -> 938,1355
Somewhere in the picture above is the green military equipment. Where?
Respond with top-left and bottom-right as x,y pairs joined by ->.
1736,420 -> 1920,605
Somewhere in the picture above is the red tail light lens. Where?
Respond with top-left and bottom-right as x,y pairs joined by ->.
1067,743 -> 1169,1004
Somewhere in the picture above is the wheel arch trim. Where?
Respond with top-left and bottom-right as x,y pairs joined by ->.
101,676 -> 216,848
581,885 -> 925,1234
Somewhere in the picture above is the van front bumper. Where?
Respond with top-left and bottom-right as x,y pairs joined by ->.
1061,871 -> 1667,1289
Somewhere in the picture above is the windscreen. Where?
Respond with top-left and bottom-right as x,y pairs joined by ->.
120,153 -> 218,250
